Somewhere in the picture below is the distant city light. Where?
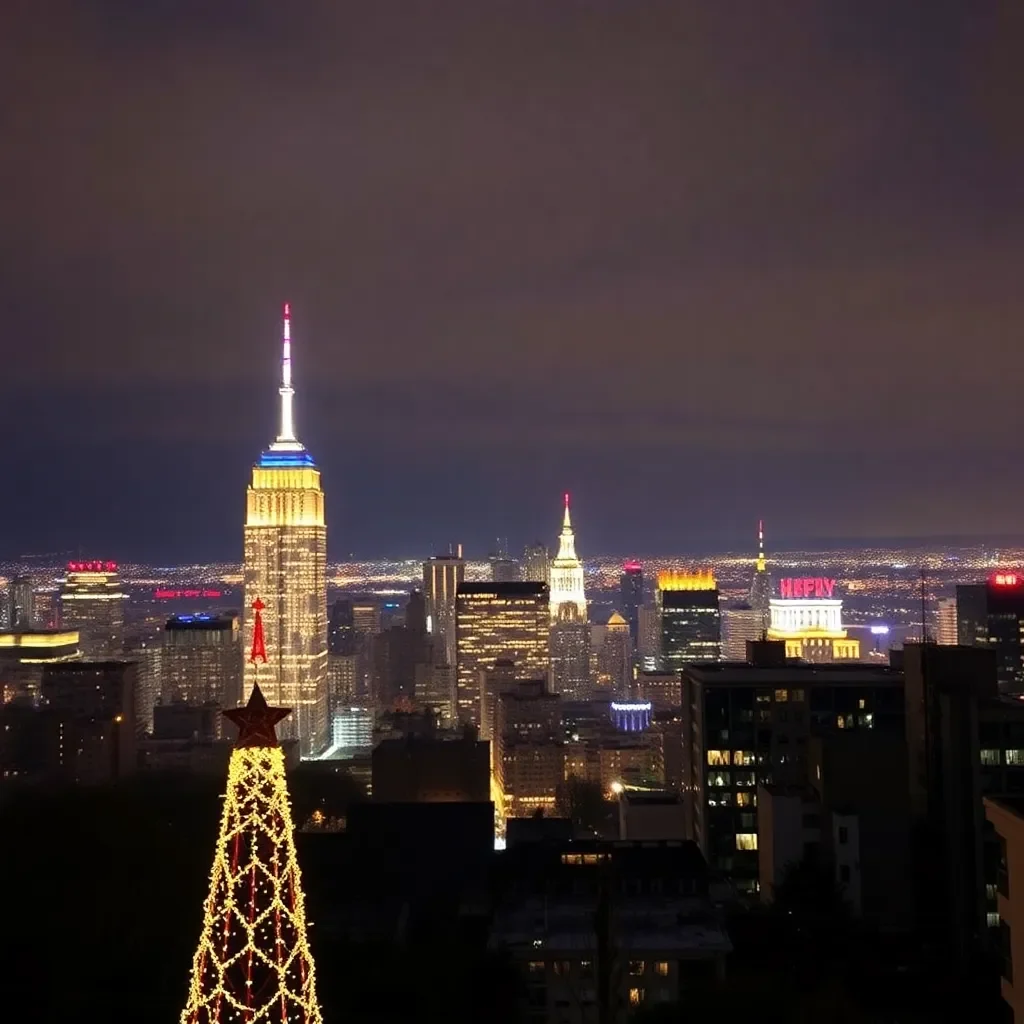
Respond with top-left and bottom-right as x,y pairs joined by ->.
870,624 -> 890,635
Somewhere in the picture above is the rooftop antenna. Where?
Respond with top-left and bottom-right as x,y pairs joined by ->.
277,302 -> 296,442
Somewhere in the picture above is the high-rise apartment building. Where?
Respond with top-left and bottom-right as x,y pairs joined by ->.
659,571 -> 721,670
455,581 -> 550,730
242,304 -> 328,757
620,561 -> 643,642
957,573 -> 1024,692
161,614 -> 242,721
59,560 -> 126,659
549,494 -> 586,623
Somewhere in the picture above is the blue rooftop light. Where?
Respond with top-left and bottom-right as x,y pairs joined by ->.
257,449 -> 317,468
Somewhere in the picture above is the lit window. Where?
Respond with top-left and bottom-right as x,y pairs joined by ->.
775,689 -> 789,702
736,833 -> 758,851
708,772 -> 730,787
790,689 -> 805,702
981,749 -> 1001,766
528,961 -> 545,973
756,691 -> 771,703
580,960 -> 593,976
988,912 -> 1001,928
837,715 -> 846,730
655,962 -> 669,976
987,884 -> 998,900
707,750 -> 731,766
629,988 -> 645,1006
1006,750 -> 1024,766
629,961 -> 645,976
732,750 -> 755,766
858,698 -> 866,710
735,792 -> 753,807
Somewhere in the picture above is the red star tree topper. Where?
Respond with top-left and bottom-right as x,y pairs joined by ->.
179,606 -> 322,1023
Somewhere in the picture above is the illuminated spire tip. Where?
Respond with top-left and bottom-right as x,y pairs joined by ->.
277,301 -> 296,442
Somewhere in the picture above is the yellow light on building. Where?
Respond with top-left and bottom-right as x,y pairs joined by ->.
657,569 -> 717,592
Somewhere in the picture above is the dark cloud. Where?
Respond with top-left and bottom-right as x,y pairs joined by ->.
2,1 -> 1023,559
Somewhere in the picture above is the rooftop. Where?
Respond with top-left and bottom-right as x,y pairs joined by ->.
684,662 -> 902,685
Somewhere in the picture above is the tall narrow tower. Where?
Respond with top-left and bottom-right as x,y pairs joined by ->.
748,519 -> 772,634
243,304 -> 329,757
549,493 -> 587,622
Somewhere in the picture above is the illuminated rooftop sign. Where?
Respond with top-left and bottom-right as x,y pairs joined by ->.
657,569 -> 716,591
67,560 -> 118,573
991,573 -> 1021,587
154,589 -> 224,599
779,577 -> 835,599
610,702 -> 652,712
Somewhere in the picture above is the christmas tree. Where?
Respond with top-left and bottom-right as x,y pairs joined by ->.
181,599 -> 324,1024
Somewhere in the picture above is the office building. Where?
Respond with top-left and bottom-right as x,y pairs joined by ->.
958,573 -> 1024,692
0,629 -> 81,703
766,575 -> 860,662
637,603 -> 661,670
330,706 -> 374,753
488,547 -> 520,583
636,672 -> 680,710
549,494 -> 586,623
721,602 -> 763,661
936,596 -> 958,645
495,679 -> 564,819
8,575 -> 33,630
659,571 -> 721,669
328,598 -> 356,655
455,582 -> 550,730
550,620 -> 591,700
160,614 -> 241,717
423,550 -> 465,720
593,611 -> 631,698
681,647 -> 904,891
242,304 -> 329,757
60,560 -> 126,659
620,561 -> 644,641
522,543 -> 550,586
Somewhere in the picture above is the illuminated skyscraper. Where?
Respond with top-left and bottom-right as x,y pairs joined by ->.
162,614 -> 242,721
8,575 -> 34,630
423,549 -> 464,720
60,560 -> 126,658
243,304 -> 328,757
748,520 -> 771,634
659,570 -> 721,669
936,596 -> 957,646
549,494 -> 587,622
455,581 -> 550,731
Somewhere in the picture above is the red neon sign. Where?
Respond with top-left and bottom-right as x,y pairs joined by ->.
992,573 -> 1021,587
779,577 -> 836,599
67,560 -> 118,573
153,588 -> 223,599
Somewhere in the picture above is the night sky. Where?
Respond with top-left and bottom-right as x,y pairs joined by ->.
3,1 -> 1024,562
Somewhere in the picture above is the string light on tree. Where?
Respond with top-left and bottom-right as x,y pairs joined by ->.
180,598 -> 324,1023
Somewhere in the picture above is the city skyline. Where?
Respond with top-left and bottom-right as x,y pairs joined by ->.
4,3 -> 1024,561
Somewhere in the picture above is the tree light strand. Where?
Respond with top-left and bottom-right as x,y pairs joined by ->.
180,746 -> 324,1023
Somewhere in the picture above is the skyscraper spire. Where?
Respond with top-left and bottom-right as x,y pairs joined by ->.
278,301 -> 296,443
550,492 -> 586,622
563,492 -> 572,530
757,519 -> 766,573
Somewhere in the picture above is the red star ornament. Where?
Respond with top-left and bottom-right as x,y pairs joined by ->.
223,683 -> 291,748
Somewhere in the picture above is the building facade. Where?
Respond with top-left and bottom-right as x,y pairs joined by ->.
161,614 -> 242,715
59,560 -> 126,659
242,304 -> 328,756
659,571 -> 721,670
455,582 -> 550,730
958,573 -> 1024,692
766,575 -> 860,663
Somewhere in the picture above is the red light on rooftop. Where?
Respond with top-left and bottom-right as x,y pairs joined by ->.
991,572 -> 1021,587
623,560 -> 642,572
67,560 -> 117,573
